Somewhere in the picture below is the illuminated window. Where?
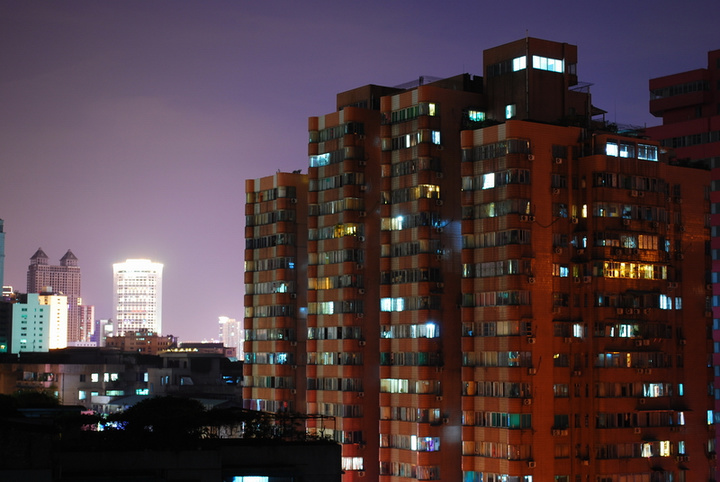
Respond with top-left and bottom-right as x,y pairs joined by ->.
513,56 -> 526,71
606,141 -> 619,157
468,110 -> 485,122
78,390 -> 86,400
532,55 -> 564,73
91,373 -> 99,383
506,104 -> 516,119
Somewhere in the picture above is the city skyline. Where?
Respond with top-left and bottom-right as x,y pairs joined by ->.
0,1 -> 717,341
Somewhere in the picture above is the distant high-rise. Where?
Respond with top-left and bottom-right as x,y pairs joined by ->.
218,316 -> 243,360
26,248 -> 82,343
0,219 -> 5,287
113,259 -> 163,336
12,292 -> 68,353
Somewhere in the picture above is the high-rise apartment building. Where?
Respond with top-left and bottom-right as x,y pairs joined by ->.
244,172 -> 307,412
27,248 -> 82,343
12,292 -> 68,353
645,46 -> 720,480
244,37 -> 713,481
219,316 -> 243,359
0,219 -> 5,287
113,259 -> 163,336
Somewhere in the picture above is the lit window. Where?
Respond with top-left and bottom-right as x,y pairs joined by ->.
468,110 -> 485,122
91,373 -> 99,383
506,104 -> 516,119
78,390 -> 86,400
606,141 -> 619,157
431,131 -> 441,145
532,55 -> 564,73
513,56 -> 527,71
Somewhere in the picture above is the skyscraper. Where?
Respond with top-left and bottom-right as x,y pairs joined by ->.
113,259 -> 163,336
244,37 -> 713,481
26,248 -> 82,343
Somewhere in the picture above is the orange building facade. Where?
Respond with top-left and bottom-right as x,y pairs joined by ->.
244,38 -> 713,481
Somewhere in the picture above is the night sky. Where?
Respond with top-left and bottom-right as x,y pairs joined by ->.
0,1 -> 716,342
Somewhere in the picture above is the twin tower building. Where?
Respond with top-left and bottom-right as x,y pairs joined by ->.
243,38 -> 715,481
18,250 -> 162,352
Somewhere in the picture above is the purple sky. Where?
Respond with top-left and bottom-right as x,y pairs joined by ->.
0,1 -> 716,342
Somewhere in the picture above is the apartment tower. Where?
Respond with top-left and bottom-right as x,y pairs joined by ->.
244,38 -> 713,481
645,46 -> 720,479
113,259 -> 163,336
27,248 -> 83,343
243,172 -> 308,412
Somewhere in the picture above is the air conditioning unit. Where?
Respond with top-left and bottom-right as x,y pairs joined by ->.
623,219 -> 631,226
528,215 -> 536,222
634,427 -> 642,434
290,198 -> 298,204
291,389 -> 297,395
643,308 -> 651,314
679,339 -> 687,345
554,247 -> 563,254
290,341 -> 297,347
639,398 -> 646,404
583,276 -> 591,283
290,293 -> 297,299
356,313 -> 364,318
577,248 -> 585,254
358,236 -> 366,242
435,172 -> 444,179
573,370 -> 582,376
360,185 -> 367,192
616,308 -> 625,315
436,396 -> 443,401
359,211 -> 367,217
436,227 -> 444,233
358,471 -> 366,477
358,391 -> 365,397
678,225 -> 686,232
519,215 -> 529,222
573,277 -> 581,284
358,340 -> 366,347
358,160 -> 367,167
630,190 -> 639,197
436,282 -> 445,289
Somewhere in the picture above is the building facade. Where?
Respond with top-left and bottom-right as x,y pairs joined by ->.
218,316 -> 242,360
26,248 -> 83,343
11,292 -> 68,353
243,171 -> 308,413
113,259 -> 163,336
244,38 -> 714,481
0,219 -> 5,288
645,46 -> 720,480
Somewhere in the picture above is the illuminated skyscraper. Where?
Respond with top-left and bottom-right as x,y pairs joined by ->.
113,259 -> 163,336
245,37 -> 713,481
27,248 -> 82,343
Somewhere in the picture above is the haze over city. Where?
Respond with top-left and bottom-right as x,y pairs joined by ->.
0,0 -> 716,342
